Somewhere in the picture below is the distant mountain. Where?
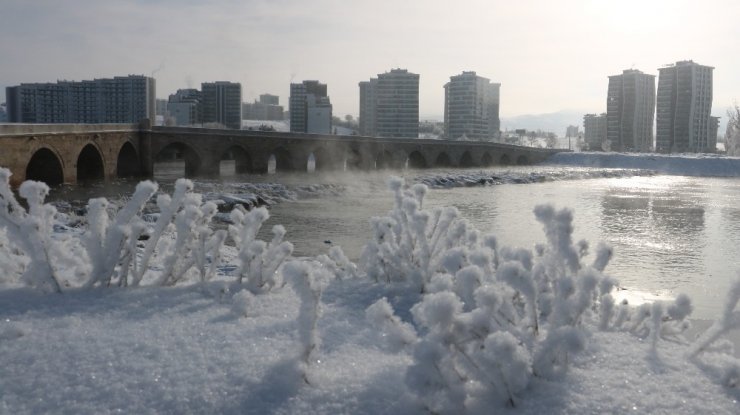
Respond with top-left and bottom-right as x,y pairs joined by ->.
501,110 -> 586,136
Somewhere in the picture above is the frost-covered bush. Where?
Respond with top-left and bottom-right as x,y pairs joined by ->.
229,206 -> 293,293
1,173 -> 245,289
364,178 -> 696,412
83,178 -> 228,287
360,177 -> 480,292
0,168 -> 85,292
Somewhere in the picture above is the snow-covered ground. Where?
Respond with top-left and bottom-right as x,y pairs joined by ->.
2,162 -> 740,413
2,278 -> 739,414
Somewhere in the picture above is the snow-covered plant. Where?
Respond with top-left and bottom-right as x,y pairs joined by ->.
80,178 -> 227,287
229,206 -> 293,293
131,179 -> 194,286
283,260 -> 328,384
0,168 -> 81,292
153,193 -> 225,286
1,173 -> 232,289
688,277 -> 740,357
362,178 -> 700,412
316,246 -> 358,280
360,177 -> 481,292
83,181 -> 158,287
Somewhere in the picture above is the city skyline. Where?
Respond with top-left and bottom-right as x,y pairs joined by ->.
1,0 -> 738,120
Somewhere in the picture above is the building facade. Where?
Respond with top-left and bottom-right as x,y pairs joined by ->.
5,75 -> 156,124
566,125 -> 580,138
656,60 -> 714,153
358,79 -> 377,136
167,88 -> 202,126
201,82 -> 242,129
358,69 -> 419,138
242,94 -> 284,121
584,113 -> 607,151
444,71 -> 500,141
606,69 -> 656,152
290,80 -> 332,134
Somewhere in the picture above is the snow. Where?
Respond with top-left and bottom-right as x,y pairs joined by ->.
2,169 -> 740,413
1,279 -> 739,414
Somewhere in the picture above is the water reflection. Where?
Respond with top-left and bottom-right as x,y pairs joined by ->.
599,178 -> 706,290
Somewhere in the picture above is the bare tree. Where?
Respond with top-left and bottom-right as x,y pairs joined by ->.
725,104 -> 740,156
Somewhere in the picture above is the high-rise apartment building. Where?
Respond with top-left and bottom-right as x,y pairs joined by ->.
290,80 -> 332,134
444,71 -> 500,141
201,82 -> 242,129
5,75 -> 155,123
584,113 -> 607,151
606,69 -> 656,152
358,69 -> 419,138
167,88 -> 202,126
358,79 -> 377,136
656,60 -> 714,153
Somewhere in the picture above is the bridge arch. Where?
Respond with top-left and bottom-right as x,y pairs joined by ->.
310,147 -> 332,171
76,143 -> 105,183
345,149 -> 362,170
407,151 -> 427,169
220,145 -> 252,175
516,155 -> 529,165
268,147 -> 293,173
500,154 -> 511,166
435,152 -> 452,167
481,152 -> 493,167
375,150 -> 394,169
117,141 -> 141,178
459,151 -> 474,168
154,142 -> 201,177
26,147 -> 64,186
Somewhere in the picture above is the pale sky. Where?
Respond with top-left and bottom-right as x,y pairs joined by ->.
1,0 -> 738,119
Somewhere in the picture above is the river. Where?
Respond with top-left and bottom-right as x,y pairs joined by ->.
49,161 -> 740,320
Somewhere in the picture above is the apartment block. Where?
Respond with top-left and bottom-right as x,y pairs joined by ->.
5,75 -> 156,124
358,69 -> 419,138
290,80 -> 332,134
656,60 -> 714,153
201,81 -> 242,129
606,69 -> 655,152
444,71 -> 500,141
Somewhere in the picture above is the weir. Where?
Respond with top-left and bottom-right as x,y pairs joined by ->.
0,122 -> 563,187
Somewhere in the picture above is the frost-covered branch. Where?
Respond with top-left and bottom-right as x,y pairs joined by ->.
283,260 -> 328,385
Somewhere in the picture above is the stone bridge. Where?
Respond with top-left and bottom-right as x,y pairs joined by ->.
0,123 -> 563,188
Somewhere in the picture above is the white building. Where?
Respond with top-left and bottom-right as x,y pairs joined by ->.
290,80 -> 332,134
167,88 -> 201,126
607,69 -> 656,152
444,71 -> 500,141
359,69 -> 419,138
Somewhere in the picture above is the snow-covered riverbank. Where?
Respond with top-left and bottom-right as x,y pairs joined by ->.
2,158 -> 740,413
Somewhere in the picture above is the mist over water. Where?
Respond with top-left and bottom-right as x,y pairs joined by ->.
49,163 -> 740,319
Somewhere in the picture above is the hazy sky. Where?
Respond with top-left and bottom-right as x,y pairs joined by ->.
1,0 -> 739,119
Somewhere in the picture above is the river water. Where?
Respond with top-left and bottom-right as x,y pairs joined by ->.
50,163 -> 740,320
